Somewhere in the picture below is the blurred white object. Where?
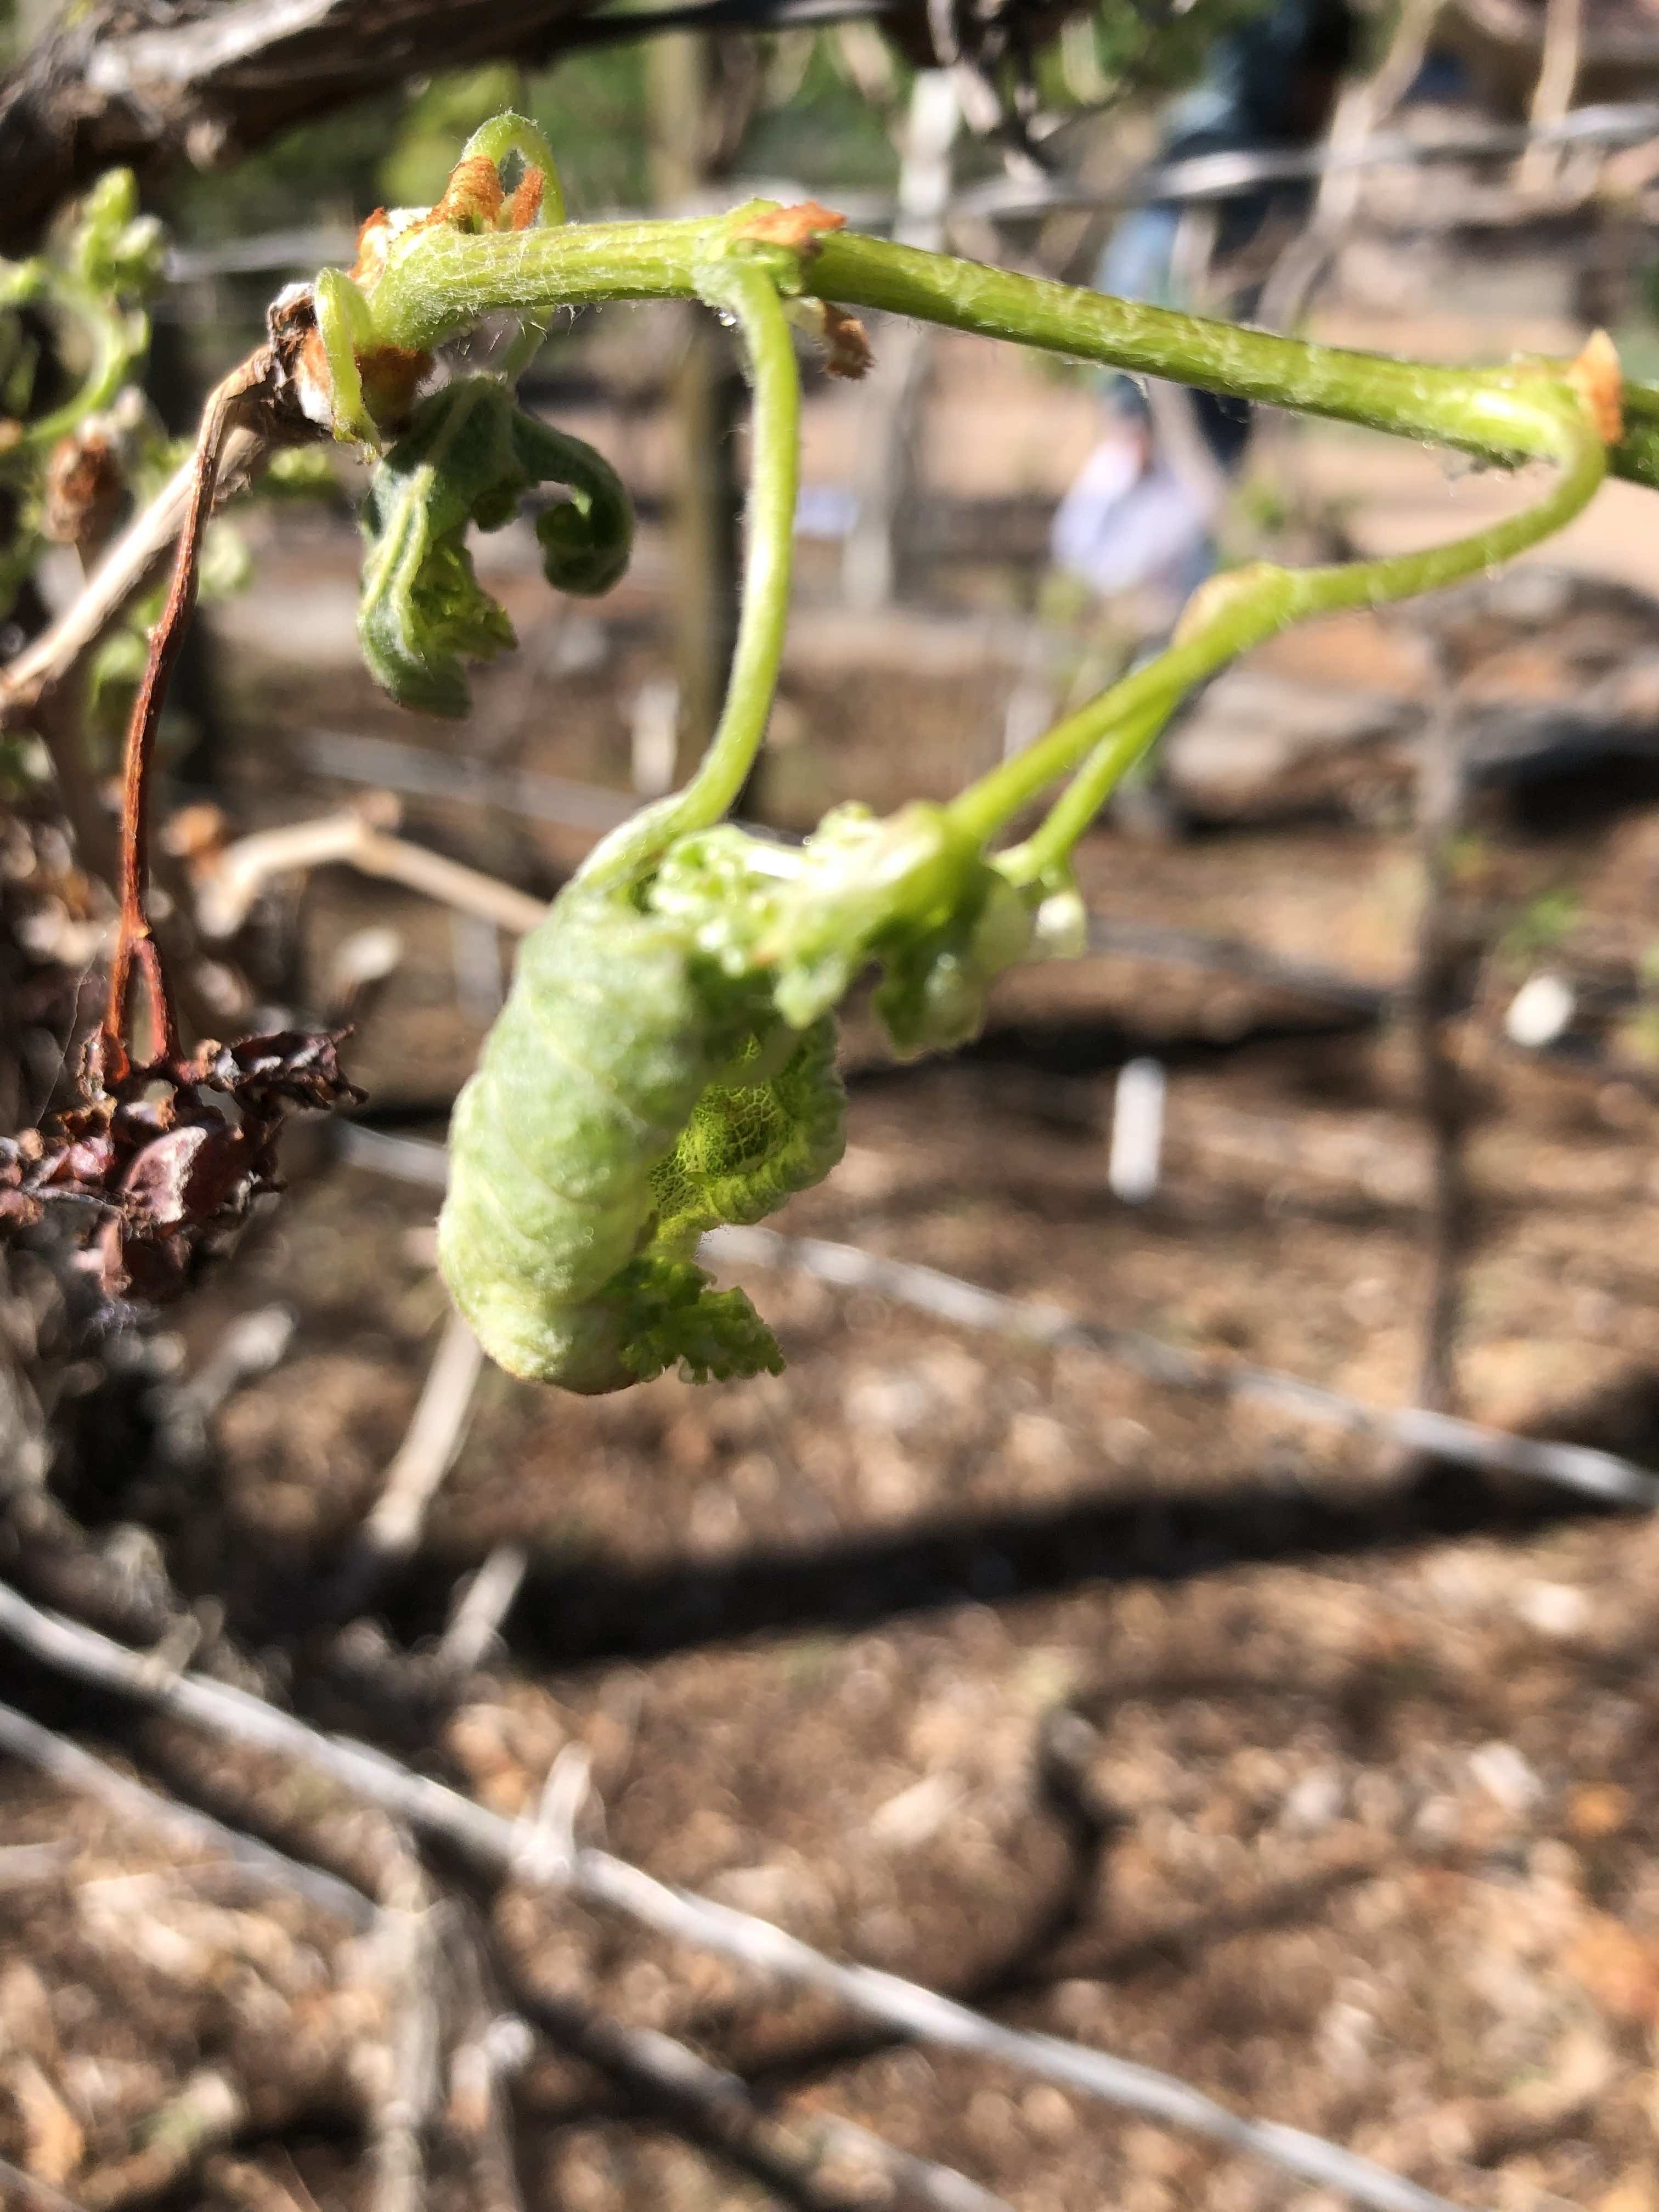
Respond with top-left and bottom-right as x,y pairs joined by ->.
328,924 -> 403,1000
554,613 -> 610,674
1109,1057 -> 1166,1204
1504,970 -> 1575,1049
1051,436 -> 1218,601
450,909 -> 504,1023
1468,1739 -> 1543,1814
795,485 -> 859,540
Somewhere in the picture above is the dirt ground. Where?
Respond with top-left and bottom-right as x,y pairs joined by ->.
12,303 -> 1659,2211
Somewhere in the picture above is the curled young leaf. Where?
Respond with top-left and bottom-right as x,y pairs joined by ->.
357,375 -> 632,715
438,871 -> 844,1394
439,803 -> 1048,1396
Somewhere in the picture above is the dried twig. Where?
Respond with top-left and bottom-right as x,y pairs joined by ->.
0,2153 -> 87,2212
1518,0 -> 1584,193
200,2157 -> 317,2212
102,353 -> 273,1068
77,2070 -> 247,2212
541,2006 -> 1018,2212
150,1304 -> 297,1466
1258,0 -> 1443,331
0,1577 -> 1468,2212
320,1312 -> 485,1620
0,1841 -> 78,1888
437,1545 -> 529,1674
0,424 -> 270,729
198,809 -> 549,941
362,1889 -> 442,2212
440,1920 -> 532,2212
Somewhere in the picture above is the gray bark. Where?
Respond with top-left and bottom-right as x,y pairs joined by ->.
0,0 -> 607,253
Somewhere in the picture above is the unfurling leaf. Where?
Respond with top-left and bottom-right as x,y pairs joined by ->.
438,803 -> 1048,1396
358,375 -> 632,716
438,867 -> 845,1395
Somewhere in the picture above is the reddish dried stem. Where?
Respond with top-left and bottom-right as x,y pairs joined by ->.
101,355 -> 264,1079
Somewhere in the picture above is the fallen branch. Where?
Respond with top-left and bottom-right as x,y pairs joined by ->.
0,1695 -> 374,1928
0,0 -> 606,256
0,1576 -> 1468,2212
362,1888 -> 442,2212
198,807 -> 549,940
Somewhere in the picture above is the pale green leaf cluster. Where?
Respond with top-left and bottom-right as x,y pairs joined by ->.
0,167 -> 165,623
69,170 -> 166,303
437,799 -> 1082,1392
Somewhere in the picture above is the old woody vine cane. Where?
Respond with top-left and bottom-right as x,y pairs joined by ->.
1,112 -> 1631,1383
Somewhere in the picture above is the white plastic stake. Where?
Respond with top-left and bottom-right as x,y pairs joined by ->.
1109,1057 -> 1166,1204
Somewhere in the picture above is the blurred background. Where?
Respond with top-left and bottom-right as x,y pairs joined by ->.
12,0 -> 1659,2203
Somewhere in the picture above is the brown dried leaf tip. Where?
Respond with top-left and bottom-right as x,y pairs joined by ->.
806,300 -> 873,379
736,200 -> 846,252
42,422 -> 124,555
1568,330 -> 1623,446
0,1031 -> 362,1305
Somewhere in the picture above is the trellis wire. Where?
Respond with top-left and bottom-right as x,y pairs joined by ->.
162,98 -> 1659,280
329,1123 -> 1659,1510
294,735 -> 1655,1108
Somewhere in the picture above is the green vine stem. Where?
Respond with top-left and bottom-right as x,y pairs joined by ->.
578,250 -> 801,890
315,139 -> 1622,911
262,121 -> 1645,1401
962,383 -> 1606,871
349,207 -> 1654,490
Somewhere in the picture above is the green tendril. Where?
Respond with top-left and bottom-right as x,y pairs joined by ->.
960,387 -> 1606,867
577,247 -> 801,890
